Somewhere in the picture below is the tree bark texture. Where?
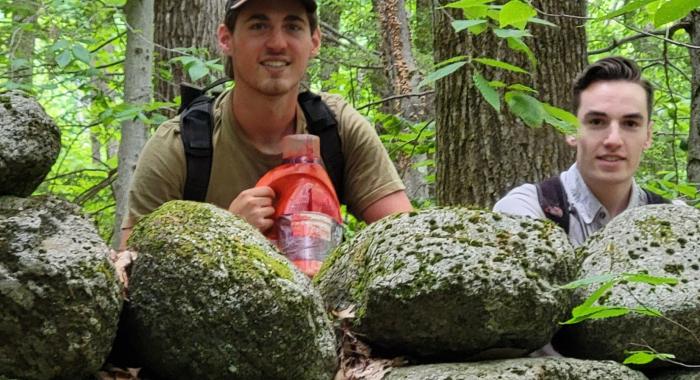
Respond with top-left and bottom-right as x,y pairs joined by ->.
434,0 -> 586,208
9,0 -> 38,86
375,0 -> 433,201
686,11 -> 700,184
113,0 -> 155,247
153,0 -> 225,104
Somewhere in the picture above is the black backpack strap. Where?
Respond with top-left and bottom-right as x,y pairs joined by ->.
179,78 -> 231,202
180,94 -> 215,202
298,91 -> 345,204
644,189 -> 671,204
536,176 -> 570,234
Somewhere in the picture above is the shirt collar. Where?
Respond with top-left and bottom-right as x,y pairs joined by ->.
560,163 -> 645,224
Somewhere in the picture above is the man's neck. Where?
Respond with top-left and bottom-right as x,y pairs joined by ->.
587,179 -> 633,218
232,87 -> 298,153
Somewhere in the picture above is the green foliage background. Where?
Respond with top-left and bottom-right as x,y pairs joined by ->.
1,0 -> 697,241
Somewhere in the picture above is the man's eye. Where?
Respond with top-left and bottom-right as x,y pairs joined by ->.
623,120 -> 640,128
287,24 -> 303,32
251,23 -> 267,30
588,119 -> 604,126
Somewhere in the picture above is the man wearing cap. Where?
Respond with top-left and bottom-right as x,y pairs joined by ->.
119,0 -> 412,249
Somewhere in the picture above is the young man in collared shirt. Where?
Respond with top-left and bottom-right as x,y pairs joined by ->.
494,56 -> 675,247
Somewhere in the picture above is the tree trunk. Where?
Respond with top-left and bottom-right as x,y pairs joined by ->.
9,0 -> 38,86
153,0 -> 225,104
319,1 -> 342,90
375,0 -> 433,201
434,0 -> 586,208
687,11 -> 700,184
112,0 -> 154,248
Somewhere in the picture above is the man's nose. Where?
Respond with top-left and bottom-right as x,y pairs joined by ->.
266,28 -> 287,51
603,123 -> 623,147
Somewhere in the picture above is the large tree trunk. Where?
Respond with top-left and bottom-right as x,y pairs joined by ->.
375,0 -> 433,201
687,12 -> 700,184
434,0 -> 586,208
9,0 -> 38,86
153,0 -> 225,104
112,0 -> 154,248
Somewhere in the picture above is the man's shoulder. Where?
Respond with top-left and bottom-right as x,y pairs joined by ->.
493,182 -> 545,219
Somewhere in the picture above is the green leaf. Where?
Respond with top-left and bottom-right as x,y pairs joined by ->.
507,37 -> 537,65
499,0 -> 537,30
543,103 -> 579,135
677,184 -> 698,198
187,60 -> 209,81
623,351 -> 659,365
452,19 -> 488,33
654,0 -> 700,27
623,273 -> 679,286
508,84 -> 537,93
505,91 -> 545,128
528,17 -> 558,27
418,61 -> 467,90
468,22 -> 490,35
493,28 -> 532,38
443,0 -> 494,8
435,55 -> 469,69
473,57 -> 528,74
72,45 -> 91,64
601,0 -> 658,20
55,50 -> 73,68
580,280 -> 616,309
488,80 -> 507,88
463,5 -> 490,19
473,72 -> 501,111
632,307 -> 663,317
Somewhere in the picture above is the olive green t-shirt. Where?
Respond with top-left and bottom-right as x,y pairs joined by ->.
123,89 -> 405,229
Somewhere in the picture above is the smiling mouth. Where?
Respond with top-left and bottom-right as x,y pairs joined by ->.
261,60 -> 290,68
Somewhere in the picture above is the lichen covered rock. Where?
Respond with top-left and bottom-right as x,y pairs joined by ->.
382,358 -> 648,380
0,91 -> 60,196
555,204 -> 700,365
127,201 -> 337,380
652,369 -> 700,380
315,208 -> 579,359
0,195 -> 121,380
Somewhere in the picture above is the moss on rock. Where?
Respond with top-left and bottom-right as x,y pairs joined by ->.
316,207 -> 578,359
0,195 -> 121,380
556,204 -> 700,366
127,201 -> 336,380
382,358 -> 648,380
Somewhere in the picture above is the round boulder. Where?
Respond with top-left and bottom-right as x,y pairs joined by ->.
0,195 -> 122,380
555,204 -> 700,365
127,201 -> 337,380
315,208 -> 579,359
0,91 -> 61,196
383,358 -> 648,380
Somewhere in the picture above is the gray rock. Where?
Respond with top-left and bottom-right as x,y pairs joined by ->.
127,201 -> 337,380
0,91 -> 60,196
315,208 -> 579,359
555,204 -> 700,365
383,358 -> 648,380
652,369 -> 700,380
0,195 -> 121,380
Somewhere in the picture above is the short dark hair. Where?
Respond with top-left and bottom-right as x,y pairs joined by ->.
572,56 -> 654,118
222,0 -> 319,79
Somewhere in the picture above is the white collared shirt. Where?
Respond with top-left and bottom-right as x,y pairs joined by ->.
493,164 -> 680,247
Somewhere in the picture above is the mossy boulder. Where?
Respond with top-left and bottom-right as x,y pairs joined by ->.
555,204 -> 700,365
0,196 -> 121,380
0,91 -> 60,197
382,358 -> 648,380
315,208 -> 579,359
651,369 -> 700,380
127,201 -> 337,380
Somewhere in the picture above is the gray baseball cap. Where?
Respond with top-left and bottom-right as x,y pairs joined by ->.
226,0 -> 317,12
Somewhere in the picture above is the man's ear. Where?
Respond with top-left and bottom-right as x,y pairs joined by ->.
565,135 -> 577,147
310,27 -> 321,57
218,24 -> 233,55
643,120 -> 654,149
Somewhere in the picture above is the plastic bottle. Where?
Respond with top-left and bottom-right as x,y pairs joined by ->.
256,134 -> 343,277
